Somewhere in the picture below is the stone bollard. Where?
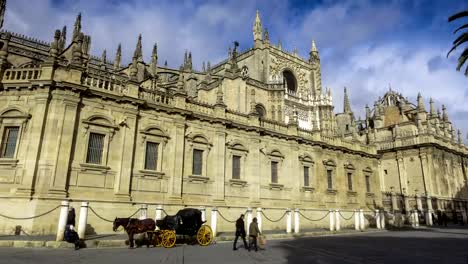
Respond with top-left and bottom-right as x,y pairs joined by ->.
257,208 -> 262,232
413,210 -> 420,227
354,209 -> 360,231
56,200 -> 70,241
200,206 -> 206,223
329,210 -> 335,231
461,210 -> 467,225
286,208 -> 292,233
246,208 -> 253,236
426,210 -> 433,226
139,204 -> 148,219
376,210 -> 381,229
380,210 -> 386,229
155,205 -> 163,230
211,207 -> 218,237
359,209 -> 365,230
335,210 -> 341,231
77,202 -> 89,240
294,209 -> 300,234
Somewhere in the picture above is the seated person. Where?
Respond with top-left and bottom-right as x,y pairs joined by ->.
64,225 -> 81,250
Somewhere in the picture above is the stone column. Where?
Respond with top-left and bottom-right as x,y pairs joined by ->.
114,112 -> 137,200
294,209 -> 300,234
416,193 -> 423,212
200,206 -> 206,223
211,207 -> 218,237
354,209 -> 360,231
169,121 -> 185,200
246,207 -> 253,236
329,210 -> 335,231
286,208 -> 292,233
359,209 -> 365,230
390,188 -> 399,211
77,202 -> 89,239
139,204 -> 148,219
155,205 -> 163,230
256,208 -> 262,232
396,152 -> 408,195
56,200 -> 69,241
426,209 -> 433,226
213,131 -> 226,202
335,210 -> 341,231
376,209 -> 381,229
46,92 -> 80,197
15,92 -> 50,197
380,211 -> 386,229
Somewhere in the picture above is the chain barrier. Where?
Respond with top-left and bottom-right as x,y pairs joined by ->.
217,210 -> 237,223
0,205 -> 61,220
88,207 -> 114,223
339,211 -> 355,221
261,211 -> 287,222
299,211 -> 330,222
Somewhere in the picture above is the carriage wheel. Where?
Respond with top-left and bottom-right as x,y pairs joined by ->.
161,230 -> 176,248
196,225 -> 213,246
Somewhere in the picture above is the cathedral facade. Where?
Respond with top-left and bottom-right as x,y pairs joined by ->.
0,4 -> 466,235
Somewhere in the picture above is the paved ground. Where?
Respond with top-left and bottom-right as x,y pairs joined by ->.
0,227 -> 467,264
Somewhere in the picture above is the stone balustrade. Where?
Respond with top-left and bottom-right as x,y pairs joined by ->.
3,68 -> 42,83
83,74 -> 127,94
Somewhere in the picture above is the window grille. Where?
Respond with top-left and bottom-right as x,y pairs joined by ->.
192,149 -> 203,175
303,166 -> 310,186
347,172 -> 353,191
0,127 -> 19,158
271,161 -> 278,183
86,133 -> 105,164
232,155 -> 241,179
327,169 -> 333,189
144,142 -> 159,170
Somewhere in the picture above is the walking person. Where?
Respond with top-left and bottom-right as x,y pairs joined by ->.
233,214 -> 248,250
248,217 -> 261,252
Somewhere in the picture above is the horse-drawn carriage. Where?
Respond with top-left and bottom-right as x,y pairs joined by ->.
113,208 -> 213,248
152,208 -> 213,248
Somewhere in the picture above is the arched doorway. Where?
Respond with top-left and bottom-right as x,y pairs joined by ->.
255,104 -> 266,119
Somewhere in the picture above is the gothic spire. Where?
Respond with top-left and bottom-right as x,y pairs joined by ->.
429,97 -> 436,117
311,39 -> 318,53
417,92 -> 425,111
442,104 -> 448,122
133,34 -> 143,62
187,52 -> 192,71
72,13 -> 81,42
113,44 -> 121,71
58,26 -> 66,51
264,28 -> 269,43
343,87 -> 352,114
0,0 -> 6,30
458,129 -> 462,144
309,40 -> 320,63
253,10 -> 263,42
278,38 -> 282,50
151,43 -> 158,74
101,49 -> 106,67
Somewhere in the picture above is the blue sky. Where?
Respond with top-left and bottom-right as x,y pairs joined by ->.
5,0 -> 468,140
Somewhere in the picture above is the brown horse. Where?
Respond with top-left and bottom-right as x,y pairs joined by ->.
113,217 -> 156,248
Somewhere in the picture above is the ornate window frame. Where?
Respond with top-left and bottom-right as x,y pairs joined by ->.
226,140 -> 249,187
139,125 -> 170,178
299,154 -> 315,192
80,114 -> 117,172
363,166 -> 374,196
323,159 -> 337,194
265,148 -> 284,190
344,163 -> 357,196
0,107 -> 30,166
186,133 -> 212,183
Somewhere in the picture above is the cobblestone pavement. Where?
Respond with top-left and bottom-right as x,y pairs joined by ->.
0,227 -> 467,264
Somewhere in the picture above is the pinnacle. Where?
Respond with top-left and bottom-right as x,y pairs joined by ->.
311,40 -> 318,52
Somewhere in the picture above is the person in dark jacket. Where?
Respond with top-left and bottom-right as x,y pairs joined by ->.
67,207 -> 76,227
248,217 -> 261,252
233,214 -> 248,250
64,225 -> 81,250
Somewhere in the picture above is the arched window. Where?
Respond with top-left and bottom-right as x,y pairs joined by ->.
283,70 -> 297,94
255,104 -> 266,119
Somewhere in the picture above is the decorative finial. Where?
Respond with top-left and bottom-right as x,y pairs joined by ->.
343,87 -> 352,114
133,34 -> 143,61
113,43 -> 121,71
253,10 -> 263,42
72,12 -> 82,41
101,49 -> 106,66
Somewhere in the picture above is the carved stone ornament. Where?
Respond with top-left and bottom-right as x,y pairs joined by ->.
269,55 -> 309,96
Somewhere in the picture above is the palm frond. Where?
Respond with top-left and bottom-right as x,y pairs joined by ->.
456,48 -> 468,71
447,33 -> 468,57
448,11 -> 468,22
454,24 -> 468,34
465,64 -> 468,76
